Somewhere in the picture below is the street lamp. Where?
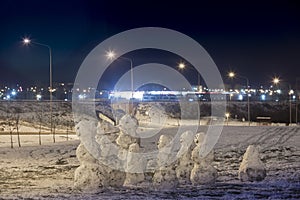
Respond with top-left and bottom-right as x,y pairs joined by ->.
228,72 -> 235,78
178,62 -> 201,126
273,77 -> 280,84
178,62 -> 201,92
228,71 -> 250,126
106,50 -> 134,114
23,38 -> 54,138
178,62 -> 185,69
272,77 -> 292,125
296,77 -> 300,125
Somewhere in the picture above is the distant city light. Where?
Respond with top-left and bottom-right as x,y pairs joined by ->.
0,80 -> 298,102
78,94 -> 87,99
11,90 -> 17,96
36,94 -> 42,100
238,94 -> 243,101
133,91 -> 144,100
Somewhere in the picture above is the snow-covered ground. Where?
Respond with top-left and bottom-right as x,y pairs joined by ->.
0,125 -> 299,199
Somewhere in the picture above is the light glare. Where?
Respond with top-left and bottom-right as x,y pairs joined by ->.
273,77 -> 280,84
228,72 -> 235,78
23,38 -> 31,44
178,63 -> 185,69
106,50 -> 116,59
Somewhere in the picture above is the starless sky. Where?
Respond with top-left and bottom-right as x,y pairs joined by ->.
0,0 -> 300,88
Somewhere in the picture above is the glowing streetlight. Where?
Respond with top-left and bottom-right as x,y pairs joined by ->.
178,62 -> 185,69
106,50 -> 134,114
23,38 -> 30,44
228,72 -> 235,78
228,71 -> 250,126
23,37 -> 54,138
273,77 -> 280,85
106,50 -> 116,60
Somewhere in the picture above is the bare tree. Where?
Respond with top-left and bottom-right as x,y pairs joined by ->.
65,119 -> 75,141
52,112 -> 58,143
6,104 -> 15,149
8,121 -> 14,148
35,101 -> 44,145
66,120 -> 69,141
15,113 -> 21,147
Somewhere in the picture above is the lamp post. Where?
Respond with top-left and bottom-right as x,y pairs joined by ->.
23,38 -> 54,139
228,71 -> 250,126
178,62 -> 201,92
273,77 -> 292,125
296,78 -> 300,125
178,62 -> 201,126
106,50 -> 134,114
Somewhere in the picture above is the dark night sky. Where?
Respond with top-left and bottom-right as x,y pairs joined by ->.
0,0 -> 300,88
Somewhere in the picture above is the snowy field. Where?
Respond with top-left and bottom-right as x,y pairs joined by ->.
0,125 -> 299,199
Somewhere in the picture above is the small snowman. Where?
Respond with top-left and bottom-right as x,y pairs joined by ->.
152,135 -> 178,190
176,131 -> 195,185
190,132 -> 217,185
123,143 -> 146,187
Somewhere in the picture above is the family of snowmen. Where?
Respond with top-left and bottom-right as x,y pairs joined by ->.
74,113 -> 266,191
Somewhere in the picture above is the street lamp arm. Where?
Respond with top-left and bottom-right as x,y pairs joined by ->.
235,75 -> 249,86
113,55 -> 134,100
29,42 -> 52,91
117,56 -> 134,114
30,41 -> 52,51
117,56 -> 133,85
118,56 -> 132,64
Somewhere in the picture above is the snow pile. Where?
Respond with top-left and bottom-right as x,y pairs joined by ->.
239,145 -> 266,182
135,104 -> 169,128
74,143 -> 104,191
